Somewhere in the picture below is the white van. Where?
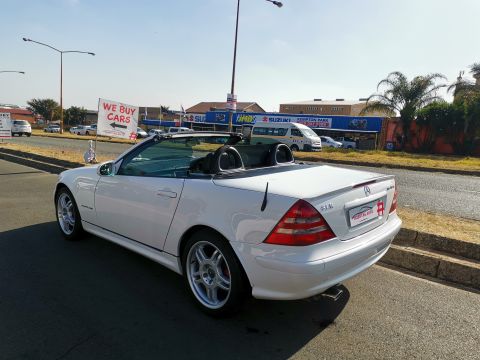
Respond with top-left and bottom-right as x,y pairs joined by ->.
251,122 -> 322,151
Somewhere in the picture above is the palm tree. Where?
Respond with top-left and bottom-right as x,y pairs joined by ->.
448,63 -> 480,100
361,71 -> 446,148
471,62 -> 480,83
448,63 -> 480,153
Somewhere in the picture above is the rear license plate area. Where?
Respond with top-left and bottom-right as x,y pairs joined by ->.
349,197 -> 386,227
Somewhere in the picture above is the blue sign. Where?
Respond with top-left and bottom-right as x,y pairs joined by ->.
198,111 -> 383,132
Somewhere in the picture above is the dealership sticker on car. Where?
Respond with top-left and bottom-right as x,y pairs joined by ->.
349,198 -> 385,227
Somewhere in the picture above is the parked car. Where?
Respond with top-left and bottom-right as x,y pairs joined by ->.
136,127 -> 148,138
319,136 -> 342,148
72,125 -> 93,136
148,129 -> 165,137
54,132 -> 401,316
44,124 -> 60,133
12,120 -> 32,137
69,127 -> 78,134
251,122 -> 322,151
336,136 -> 357,149
167,127 -> 192,134
89,124 -> 97,135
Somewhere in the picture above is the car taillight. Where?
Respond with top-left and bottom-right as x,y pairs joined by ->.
389,182 -> 398,213
264,200 -> 335,246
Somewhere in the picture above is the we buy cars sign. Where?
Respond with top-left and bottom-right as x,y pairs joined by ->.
0,112 -> 12,139
97,98 -> 139,140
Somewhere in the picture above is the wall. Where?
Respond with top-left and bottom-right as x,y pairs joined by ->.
384,118 -> 480,155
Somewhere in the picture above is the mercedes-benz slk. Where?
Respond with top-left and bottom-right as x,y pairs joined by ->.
54,132 -> 401,316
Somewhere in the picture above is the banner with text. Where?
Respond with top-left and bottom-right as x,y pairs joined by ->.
0,113 -> 12,139
97,99 -> 139,140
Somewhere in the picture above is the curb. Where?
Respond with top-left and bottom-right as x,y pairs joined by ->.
380,228 -> 480,290
298,157 -> 480,177
392,228 -> 480,261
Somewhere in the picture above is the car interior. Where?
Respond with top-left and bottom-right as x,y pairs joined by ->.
117,139 -> 295,179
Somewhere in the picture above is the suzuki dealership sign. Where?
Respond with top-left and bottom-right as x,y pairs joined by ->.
256,114 -> 333,129
97,98 -> 139,140
184,113 -> 207,123
194,111 -> 383,132
0,112 -> 12,139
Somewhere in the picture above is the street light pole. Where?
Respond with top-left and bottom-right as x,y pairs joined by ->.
227,0 -> 283,132
22,37 -> 95,133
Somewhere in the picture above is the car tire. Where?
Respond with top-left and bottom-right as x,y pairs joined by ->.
55,187 -> 83,241
85,131 -> 89,135
290,144 -> 299,152
182,230 -> 248,317
26,133 -> 31,137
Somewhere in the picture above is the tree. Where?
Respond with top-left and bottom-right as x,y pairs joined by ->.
361,72 -> 446,148
27,98 -> 60,123
416,102 -> 463,152
448,62 -> 480,154
64,106 -> 87,126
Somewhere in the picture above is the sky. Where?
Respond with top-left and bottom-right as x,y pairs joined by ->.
1,0 -> 479,112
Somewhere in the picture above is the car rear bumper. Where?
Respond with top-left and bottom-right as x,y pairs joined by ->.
231,213 -> 401,300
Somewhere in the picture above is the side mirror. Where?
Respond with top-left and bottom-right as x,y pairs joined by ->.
97,161 -> 115,176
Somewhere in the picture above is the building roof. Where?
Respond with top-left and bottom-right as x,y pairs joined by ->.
281,99 -> 369,106
0,107 -> 34,115
186,102 -> 265,113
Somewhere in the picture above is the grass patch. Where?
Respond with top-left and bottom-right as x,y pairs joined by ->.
398,208 -> 480,243
0,142 -> 113,165
295,148 -> 480,172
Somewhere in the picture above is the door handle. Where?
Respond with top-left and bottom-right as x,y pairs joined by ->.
156,190 -> 177,198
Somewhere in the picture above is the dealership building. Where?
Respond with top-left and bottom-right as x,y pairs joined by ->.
179,111 -> 386,149
139,100 -> 389,149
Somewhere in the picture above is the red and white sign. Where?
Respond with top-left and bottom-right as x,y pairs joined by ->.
226,93 -> 237,111
0,113 -> 12,139
97,98 -> 139,140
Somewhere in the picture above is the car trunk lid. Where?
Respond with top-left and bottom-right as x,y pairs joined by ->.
213,164 -> 396,240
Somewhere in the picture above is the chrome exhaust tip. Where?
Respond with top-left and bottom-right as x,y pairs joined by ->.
321,284 -> 344,302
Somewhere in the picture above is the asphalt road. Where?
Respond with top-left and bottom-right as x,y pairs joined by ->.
335,164 -> 480,221
1,159 -> 479,359
9,135 -> 480,220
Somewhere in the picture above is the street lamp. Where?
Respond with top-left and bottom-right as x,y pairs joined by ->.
227,0 -> 283,132
0,71 -> 25,74
22,37 -> 95,133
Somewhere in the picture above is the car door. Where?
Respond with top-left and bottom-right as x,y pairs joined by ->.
94,138 -> 189,250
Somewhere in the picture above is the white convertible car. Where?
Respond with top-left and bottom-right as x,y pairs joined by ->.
55,132 -> 401,316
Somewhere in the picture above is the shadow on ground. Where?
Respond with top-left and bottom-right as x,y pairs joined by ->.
0,222 -> 350,360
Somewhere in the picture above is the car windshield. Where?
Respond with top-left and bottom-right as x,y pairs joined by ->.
302,128 -> 318,138
14,120 -> 29,125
